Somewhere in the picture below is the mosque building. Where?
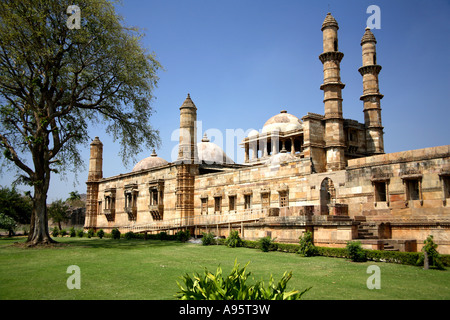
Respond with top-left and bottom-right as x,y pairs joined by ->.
85,13 -> 450,253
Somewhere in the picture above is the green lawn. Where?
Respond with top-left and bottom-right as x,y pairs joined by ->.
0,236 -> 449,300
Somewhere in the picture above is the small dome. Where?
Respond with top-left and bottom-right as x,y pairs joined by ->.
361,27 -> 377,45
132,150 -> 169,172
265,150 -> 296,166
197,134 -> 234,165
262,110 -> 302,134
248,129 -> 259,138
322,12 -> 339,31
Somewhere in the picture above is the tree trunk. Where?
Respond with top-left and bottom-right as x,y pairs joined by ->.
26,183 -> 56,246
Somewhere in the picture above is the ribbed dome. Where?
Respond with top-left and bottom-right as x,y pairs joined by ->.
261,110 -> 302,134
361,27 -> 377,45
197,134 -> 234,164
132,150 -> 169,172
321,12 -> 339,30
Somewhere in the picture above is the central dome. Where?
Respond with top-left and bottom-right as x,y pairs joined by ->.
197,134 -> 235,165
132,150 -> 169,172
261,110 -> 302,134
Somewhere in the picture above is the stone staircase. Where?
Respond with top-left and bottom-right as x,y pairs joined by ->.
383,242 -> 399,251
355,216 -> 399,251
357,222 -> 378,240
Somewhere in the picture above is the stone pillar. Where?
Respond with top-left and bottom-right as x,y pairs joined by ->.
244,143 -> 249,163
291,137 -> 295,155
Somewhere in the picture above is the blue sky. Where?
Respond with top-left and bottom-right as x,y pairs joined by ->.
1,0 -> 450,202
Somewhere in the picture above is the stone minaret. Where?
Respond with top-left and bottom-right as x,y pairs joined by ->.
319,13 -> 346,171
177,93 -> 198,164
85,136 -> 103,230
359,27 -> 384,155
176,94 -> 198,224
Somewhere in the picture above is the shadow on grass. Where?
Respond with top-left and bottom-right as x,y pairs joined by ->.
0,235 -> 187,250
58,238 -> 186,250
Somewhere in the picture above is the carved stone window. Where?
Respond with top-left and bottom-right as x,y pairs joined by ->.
244,194 -> 252,210
104,188 -> 116,221
214,196 -> 222,213
124,184 -> 138,221
201,196 -> 208,215
261,191 -> 270,209
371,177 -> 390,207
279,191 -> 288,208
439,172 -> 450,206
148,180 -> 164,220
402,174 -> 422,206
228,195 -> 236,212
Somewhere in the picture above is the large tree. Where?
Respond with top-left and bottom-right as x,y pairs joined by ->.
0,0 -> 161,245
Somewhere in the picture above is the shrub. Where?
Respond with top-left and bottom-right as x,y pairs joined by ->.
87,228 -> 94,238
277,243 -> 300,253
111,228 -> 121,240
176,259 -> 311,300
51,226 -> 59,237
298,231 -> 317,257
69,227 -> 76,237
346,241 -> 367,262
259,236 -> 276,252
124,231 -> 135,240
419,235 -> 445,270
77,229 -> 84,237
157,231 -> 168,240
97,229 -> 104,239
0,213 -> 17,236
225,230 -> 243,248
201,232 -> 215,246
175,229 -> 190,242
60,229 -> 67,237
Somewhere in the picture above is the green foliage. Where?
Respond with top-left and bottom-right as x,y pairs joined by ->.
259,236 -> 276,252
346,241 -> 367,262
47,199 -> 70,230
298,231 -> 317,257
175,230 -> 190,242
201,232 -> 215,246
111,228 -> 121,240
157,231 -> 169,240
418,235 -> 445,270
176,259 -> 311,300
51,226 -> 59,237
77,230 -> 84,238
60,229 -> 67,237
0,187 -> 32,225
0,212 -> 17,236
97,229 -> 105,239
225,230 -> 243,248
87,228 -> 94,238
69,227 -> 76,237
0,0 -> 161,245
125,231 -> 136,240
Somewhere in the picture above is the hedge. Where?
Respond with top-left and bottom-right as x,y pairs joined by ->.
219,238 -> 450,268
98,231 -> 450,268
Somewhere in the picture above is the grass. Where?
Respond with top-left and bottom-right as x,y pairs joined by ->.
0,236 -> 449,300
